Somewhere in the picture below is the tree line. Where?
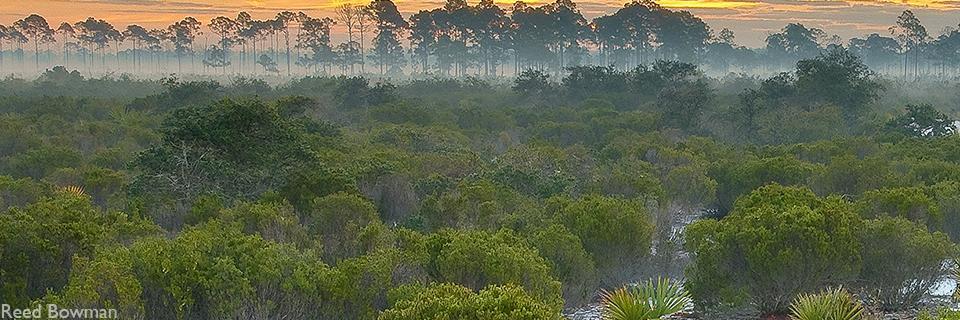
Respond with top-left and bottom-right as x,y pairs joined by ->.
1,0 -> 959,78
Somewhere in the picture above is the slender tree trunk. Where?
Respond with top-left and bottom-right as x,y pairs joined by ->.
902,51 -> 907,79
222,34 -> 227,75
359,25 -> 366,74
34,39 -> 39,72
63,38 -> 68,68
914,49 -> 919,80
285,31 -> 291,76
115,40 -> 120,71
191,41 -> 196,74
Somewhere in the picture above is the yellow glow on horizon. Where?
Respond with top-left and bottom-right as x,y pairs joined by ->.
847,0 -> 957,9
1,0 -> 959,48
657,0 -> 760,9
2,0 -> 957,25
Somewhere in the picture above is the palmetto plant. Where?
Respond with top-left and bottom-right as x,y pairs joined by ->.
60,185 -> 86,197
600,277 -> 691,320
789,287 -> 864,320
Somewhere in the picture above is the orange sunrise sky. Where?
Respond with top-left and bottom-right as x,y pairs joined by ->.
2,0 -> 960,47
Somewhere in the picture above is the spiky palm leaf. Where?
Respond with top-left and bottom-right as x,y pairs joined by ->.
789,287 -> 863,320
638,277 -> 691,317
60,185 -> 86,197
601,287 -> 655,320
600,278 -> 691,320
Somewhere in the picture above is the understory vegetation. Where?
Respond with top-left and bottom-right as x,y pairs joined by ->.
1,48 -> 960,319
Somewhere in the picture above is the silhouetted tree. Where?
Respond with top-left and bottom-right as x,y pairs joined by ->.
14,14 -> 55,71
335,41 -> 362,73
927,28 -> 960,77
208,16 -> 238,74
245,18 -> 272,75
368,0 -> 408,75
795,48 -> 883,123
474,0 -> 512,75
849,33 -> 900,74
890,10 -> 928,79
6,26 -> 28,69
335,4 -> 363,73
276,11 -> 299,76
717,28 -> 735,45
235,12 -> 253,73
0,25 -> 8,71
512,2 -> 554,72
656,9 -> 711,62
257,53 -> 279,73
168,17 -> 202,74
147,28 -> 169,72
203,45 -> 230,70
706,28 -> 742,72
74,18 -> 121,71
437,1 -> 470,75
592,13 -> 628,68
765,23 -> 825,69
550,0 -> 589,69
407,10 -> 436,73
613,1 -> 661,67
56,22 -> 74,67
296,16 -> 335,73
123,25 -> 153,72
356,6 -> 373,74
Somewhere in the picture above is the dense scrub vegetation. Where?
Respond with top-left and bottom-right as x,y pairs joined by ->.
1,49 -> 959,319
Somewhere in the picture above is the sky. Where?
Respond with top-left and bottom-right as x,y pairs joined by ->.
1,0 -> 960,47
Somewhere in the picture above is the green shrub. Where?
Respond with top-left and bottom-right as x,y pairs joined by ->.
0,191 -> 111,306
184,194 -> 222,226
685,184 -> 862,315
0,175 -> 49,210
810,155 -> 902,196
527,224 -> 598,306
103,221 -> 340,319
306,192 -> 384,262
711,156 -> 821,213
858,217 -> 954,311
53,247 -> 144,319
586,158 -> 664,199
420,179 -> 541,231
370,102 -> 435,126
332,248 -> 430,319
757,104 -> 846,144
380,283 -> 561,320
426,229 -> 562,305
664,164 -> 718,210
4,145 -> 82,179
218,200 -> 310,246
857,187 -> 942,231
918,309 -> 960,320
928,181 -> 960,241
552,195 -> 654,286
